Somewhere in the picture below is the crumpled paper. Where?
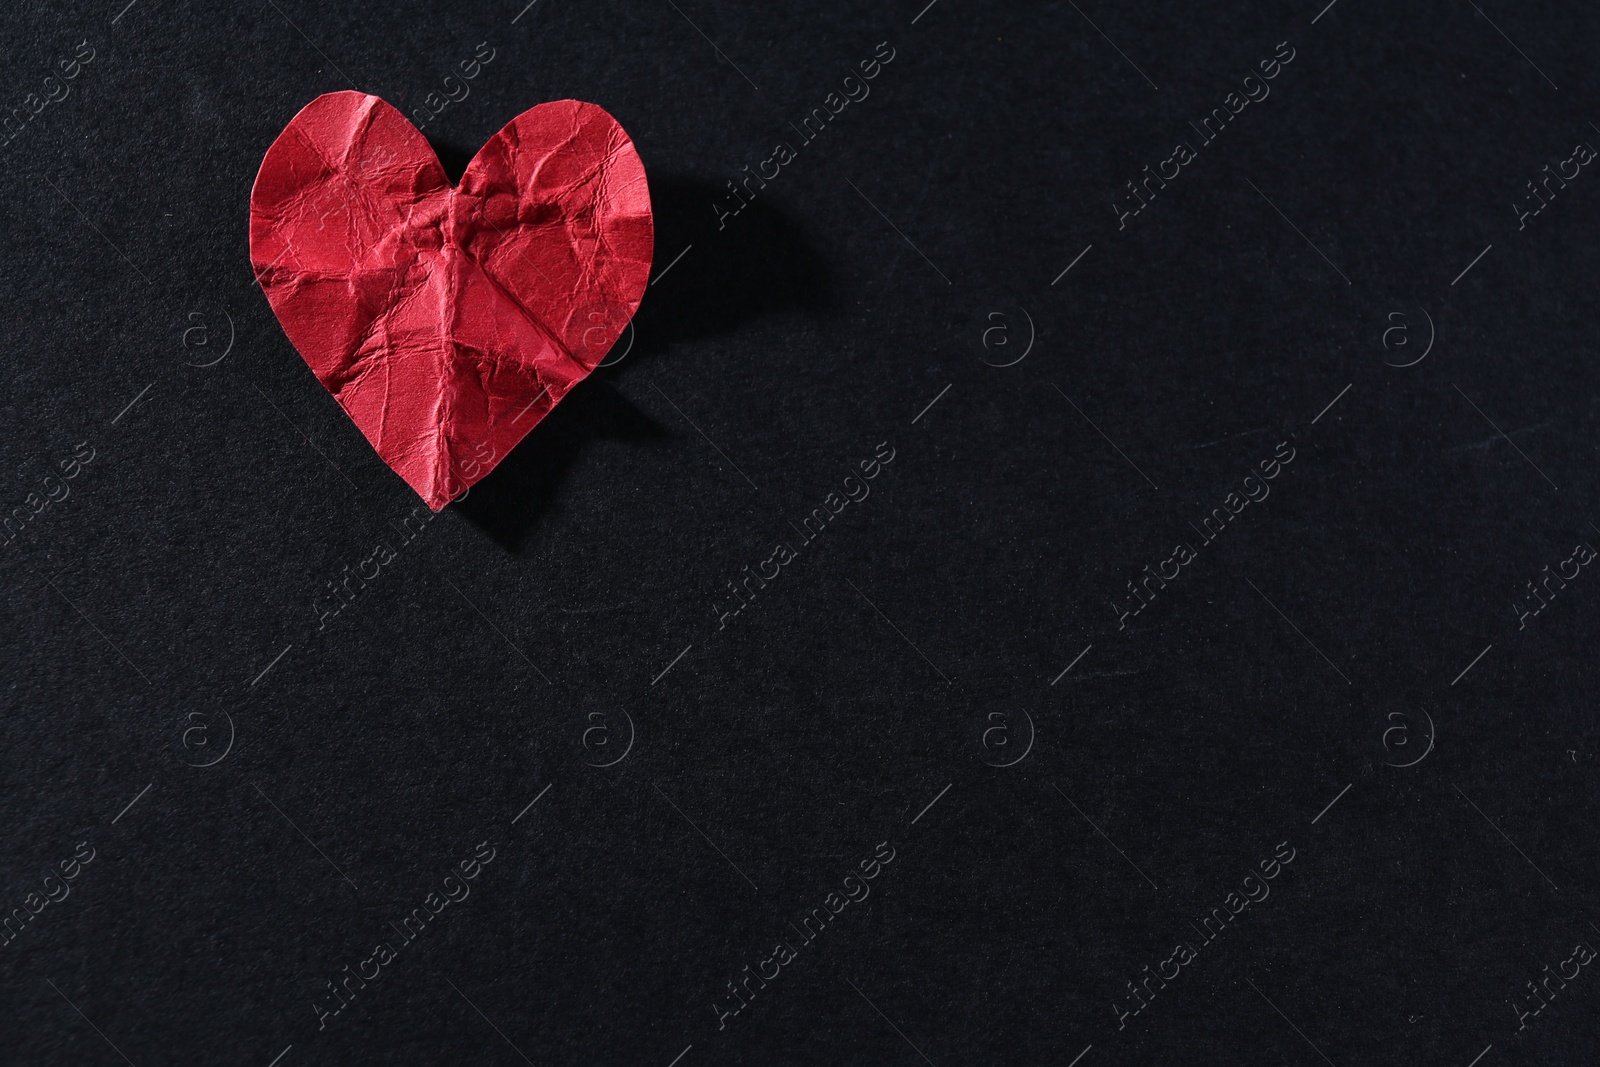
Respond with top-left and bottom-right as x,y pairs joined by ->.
249,91 -> 653,509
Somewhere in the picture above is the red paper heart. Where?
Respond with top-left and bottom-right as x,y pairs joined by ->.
249,92 -> 653,509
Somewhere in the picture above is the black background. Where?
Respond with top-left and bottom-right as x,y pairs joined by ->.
3,1 -> 1599,1064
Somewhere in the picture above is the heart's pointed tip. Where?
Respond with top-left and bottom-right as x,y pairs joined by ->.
415,472 -> 457,512
417,487 -> 452,512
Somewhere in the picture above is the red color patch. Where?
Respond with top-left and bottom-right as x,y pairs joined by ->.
250,92 -> 653,509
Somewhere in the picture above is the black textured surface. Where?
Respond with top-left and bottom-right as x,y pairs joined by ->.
2,2 -> 1598,1065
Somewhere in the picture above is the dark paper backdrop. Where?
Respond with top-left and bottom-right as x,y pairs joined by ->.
2,1 -> 1598,1064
